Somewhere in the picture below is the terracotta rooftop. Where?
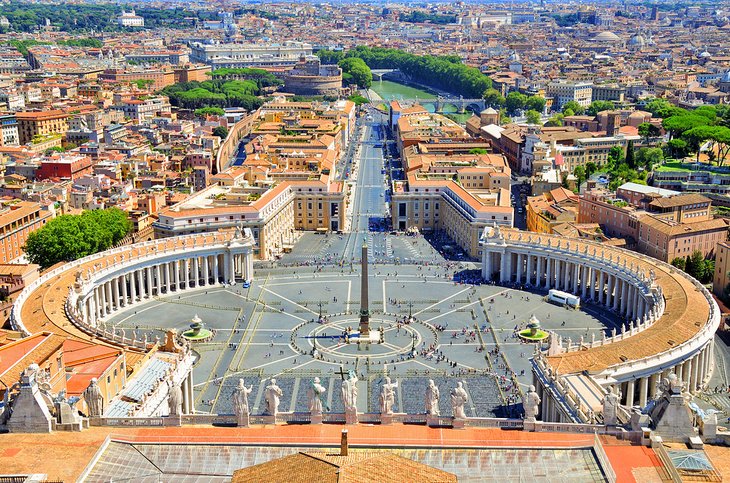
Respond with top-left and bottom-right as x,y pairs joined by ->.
232,451 -> 457,483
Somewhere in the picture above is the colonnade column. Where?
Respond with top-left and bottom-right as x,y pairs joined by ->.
516,254 -> 524,284
120,275 -> 127,306
626,379 -> 635,407
639,376 -> 649,408
166,263 -> 172,293
229,252 -> 236,282
174,260 -> 181,291
192,257 -> 199,287
500,252 -> 508,283
130,270 -> 137,302
203,256 -> 210,286
598,272 -> 605,305
620,280 -> 628,316
526,254 -> 534,286
484,251 -> 492,281
690,355 -> 699,392
213,255 -> 219,284
536,256 -> 544,287
111,278 -> 120,310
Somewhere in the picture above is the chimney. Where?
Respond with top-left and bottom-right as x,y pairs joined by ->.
340,429 -> 348,456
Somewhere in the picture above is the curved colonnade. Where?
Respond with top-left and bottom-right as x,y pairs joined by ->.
480,225 -> 720,421
11,229 -> 256,351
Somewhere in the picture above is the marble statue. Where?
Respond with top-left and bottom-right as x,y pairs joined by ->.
379,376 -> 398,415
450,382 -> 468,419
167,381 -> 183,416
307,377 -> 327,414
523,385 -> 541,422
264,378 -> 283,417
340,370 -> 358,413
602,385 -> 620,426
425,379 -> 440,416
83,378 -> 103,417
232,379 -> 252,424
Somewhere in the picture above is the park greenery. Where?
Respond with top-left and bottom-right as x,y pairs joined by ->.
208,68 -> 282,88
398,11 -> 456,24
347,94 -> 370,106
24,208 -> 131,269
160,79 -> 264,111
317,46 -> 491,99
671,251 -> 714,284
194,107 -> 225,117
652,102 -> 730,164
339,57 -> 373,89
484,89 -> 546,117
0,2 -> 219,32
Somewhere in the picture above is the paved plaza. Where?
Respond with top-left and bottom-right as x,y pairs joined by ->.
107,246 -> 624,418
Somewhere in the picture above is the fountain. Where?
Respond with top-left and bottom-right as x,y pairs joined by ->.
181,314 -> 214,342
518,314 -> 549,342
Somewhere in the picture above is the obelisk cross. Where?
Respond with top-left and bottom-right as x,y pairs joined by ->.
359,237 -> 370,334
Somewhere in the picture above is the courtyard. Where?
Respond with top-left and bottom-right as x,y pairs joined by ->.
106,239 -> 624,419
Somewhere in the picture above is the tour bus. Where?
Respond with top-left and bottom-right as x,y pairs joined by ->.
547,289 -> 580,309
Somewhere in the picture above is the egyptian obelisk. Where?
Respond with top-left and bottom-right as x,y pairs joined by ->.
359,238 -> 370,334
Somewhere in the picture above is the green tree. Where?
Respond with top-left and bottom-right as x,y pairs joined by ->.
644,98 -> 674,118
670,256 -> 686,271
608,146 -> 624,165
637,122 -> 661,142
524,96 -> 546,113
483,88 -> 505,108
24,208 -> 131,268
585,162 -> 597,177
684,250 -> 706,281
586,100 -> 615,116
194,107 -> 225,117
504,91 -> 527,116
625,140 -> 636,168
468,148 -> 488,154
666,138 -> 688,158
315,49 -> 345,64
573,165 -> 586,187
561,101 -> 584,115
662,114 -> 711,139
525,109 -> 542,125
635,147 -> 664,169
212,126 -> 229,139
682,125 -> 730,165
347,94 -> 369,106
338,57 -> 372,88
544,113 -> 564,127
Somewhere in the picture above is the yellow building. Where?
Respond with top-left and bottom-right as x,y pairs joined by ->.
526,187 -> 579,234
16,110 -> 69,145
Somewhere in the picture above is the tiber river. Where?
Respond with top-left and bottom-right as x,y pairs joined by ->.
368,80 -> 473,123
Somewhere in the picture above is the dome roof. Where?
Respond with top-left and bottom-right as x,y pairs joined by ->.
508,52 -> 521,62
722,70 -> 730,83
699,50 -> 712,58
628,34 -> 645,46
594,31 -> 620,42
481,107 -> 498,115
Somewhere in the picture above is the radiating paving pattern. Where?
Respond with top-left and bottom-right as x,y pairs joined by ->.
104,264 -> 620,417
84,443 -> 608,482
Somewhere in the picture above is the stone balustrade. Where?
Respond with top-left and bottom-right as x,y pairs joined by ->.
11,230 -> 256,353
480,226 -> 720,421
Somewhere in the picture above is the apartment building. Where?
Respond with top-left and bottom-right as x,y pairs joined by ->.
526,187 -> 579,234
579,185 -> 728,262
0,201 -> 53,263
546,81 -> 593,108
16,110 -> 68,145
